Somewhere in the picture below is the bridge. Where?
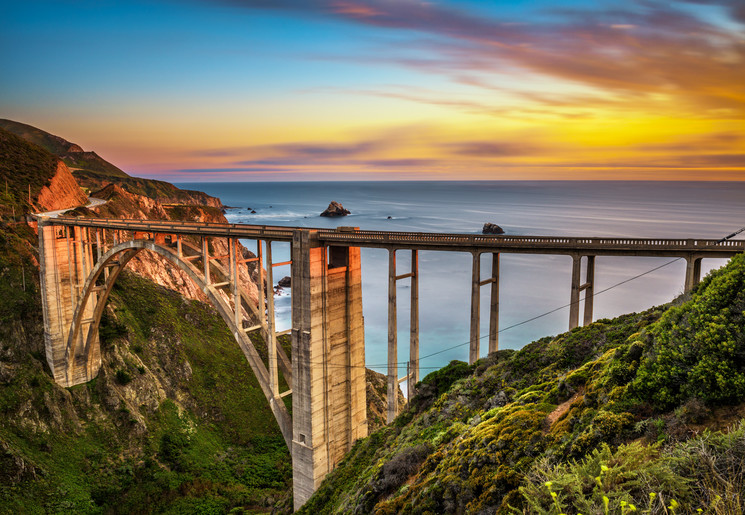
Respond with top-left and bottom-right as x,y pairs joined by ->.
36,216 -> 744,509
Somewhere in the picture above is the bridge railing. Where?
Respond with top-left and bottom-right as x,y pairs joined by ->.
318,229 -> 745,250
43,217 -> 745,251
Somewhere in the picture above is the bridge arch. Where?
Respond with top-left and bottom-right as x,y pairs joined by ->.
65,239 -> 292,446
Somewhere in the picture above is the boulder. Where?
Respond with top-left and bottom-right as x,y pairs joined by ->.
278,276 -> 291,288
482,223 -> 505,235
320,201 -> 350,217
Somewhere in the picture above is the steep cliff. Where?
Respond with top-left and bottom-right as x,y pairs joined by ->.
35,160 -> 89,212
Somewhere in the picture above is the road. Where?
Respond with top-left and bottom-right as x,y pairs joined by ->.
36,197 -> 106,218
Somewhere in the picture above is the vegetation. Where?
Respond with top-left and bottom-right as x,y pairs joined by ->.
0,128 -> 59,217
0,249 -> 292,513
296,254 -> 745,514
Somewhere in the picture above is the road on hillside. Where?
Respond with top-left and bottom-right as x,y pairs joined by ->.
36,197 -> 106,218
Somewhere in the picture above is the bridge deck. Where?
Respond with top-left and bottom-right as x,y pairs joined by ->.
43,217 -> 745,257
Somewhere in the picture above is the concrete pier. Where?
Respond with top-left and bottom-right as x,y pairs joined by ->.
38,221 -> 100,386
409,249 -> 419,399
468,252 -> 501,362
387,249 -> 397,423
685,255 -> 702,292
569,255 -> 595,330
470,252 -> 481,364
291,230 -> 367,510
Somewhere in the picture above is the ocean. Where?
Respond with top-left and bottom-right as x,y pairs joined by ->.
176,181 -> 745,377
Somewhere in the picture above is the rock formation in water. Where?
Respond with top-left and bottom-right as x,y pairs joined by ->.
482,222 -> 505,234
320,201 -> 350,217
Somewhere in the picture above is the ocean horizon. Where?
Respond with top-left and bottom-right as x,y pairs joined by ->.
176,180 -> 745,380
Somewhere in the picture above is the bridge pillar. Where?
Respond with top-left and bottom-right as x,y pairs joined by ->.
291,230 -> 367,510
408,249 -> 419,400
387,249 -> 397,423
583,255 -> 595,326
569,255 -> 595,330
569,255 -> 582,330
488,253 -> 500,354
684,255 -> 702,293
470,252 -> 481,364
38,219 -> 101,386
468,252 -> 500,361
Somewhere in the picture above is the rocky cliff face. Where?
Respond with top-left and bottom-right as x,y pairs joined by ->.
35,160 -> 88,212
366,369 -> 407,432
72,183 -> 260,316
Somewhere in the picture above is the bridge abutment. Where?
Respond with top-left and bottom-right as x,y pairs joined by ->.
38,220 -> 101,386
291,230 -> 367,510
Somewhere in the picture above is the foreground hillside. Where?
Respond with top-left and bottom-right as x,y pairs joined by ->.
297,254 -> 745,514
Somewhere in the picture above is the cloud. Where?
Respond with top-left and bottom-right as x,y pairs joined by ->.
216,0 -> 744,119
448,141 -> 543,157
634,132 -> 745,153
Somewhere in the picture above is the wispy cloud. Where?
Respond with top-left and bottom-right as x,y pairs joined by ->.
218,0 -> 744,119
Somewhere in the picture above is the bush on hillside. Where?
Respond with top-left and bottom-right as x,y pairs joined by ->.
632,254 -> 745,409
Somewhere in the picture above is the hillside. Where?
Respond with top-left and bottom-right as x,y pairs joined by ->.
0,119 -> 221,208
296,254 -> 745,514
0,128 -> 88,217
0,119 -> 128,178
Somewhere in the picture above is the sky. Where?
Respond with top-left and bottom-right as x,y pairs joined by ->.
1,0 -> 744,181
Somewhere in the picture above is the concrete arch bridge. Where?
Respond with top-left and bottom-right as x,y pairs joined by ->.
36,217 -> 744,509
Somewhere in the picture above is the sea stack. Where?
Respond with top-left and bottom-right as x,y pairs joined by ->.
320,201 -> 351,217
482,223 -> 505,234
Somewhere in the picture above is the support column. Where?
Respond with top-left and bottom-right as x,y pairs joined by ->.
470,252 -> 481,364
266,241 -> 279,398
230,239 -> 241,335
387,249 -> 397,423
257,240 -> 265,327
291,230 -> 366,510
202,237 -> 210,285
488,253 -> 500,354
684,255 -> 702,293
409,249 -> 419,399
583,256 -> 595,326
569,254 -> 581,330
95,229 -> 102,261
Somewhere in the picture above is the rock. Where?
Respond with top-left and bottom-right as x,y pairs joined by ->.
320,201 -> 350,217
278,276 -> 291,288
482,223 -> 505,234
387,216 -> 392,219
250,210 -> 256,214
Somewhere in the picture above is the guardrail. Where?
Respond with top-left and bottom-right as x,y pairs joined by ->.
41,217 -> 745,253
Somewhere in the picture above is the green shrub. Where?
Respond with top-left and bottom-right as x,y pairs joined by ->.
115,369 -> 132,385
632,254 -> 745,409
